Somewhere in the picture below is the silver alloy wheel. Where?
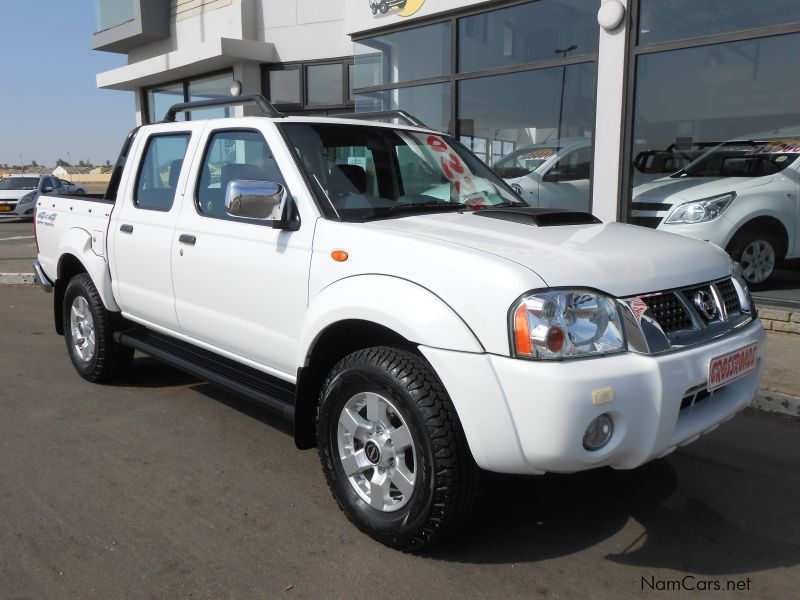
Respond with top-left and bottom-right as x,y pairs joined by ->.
69,296 -> 96,362
337,391 -> 417,512
740,239 -> 776,284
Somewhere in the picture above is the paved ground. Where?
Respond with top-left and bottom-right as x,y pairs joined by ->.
1,286 -> 798,599
0,220 -> 35,274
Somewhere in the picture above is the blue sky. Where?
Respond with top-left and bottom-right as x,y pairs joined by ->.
0,1 -> 134,167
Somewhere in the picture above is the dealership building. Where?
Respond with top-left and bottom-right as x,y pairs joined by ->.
92,0 -> 800,224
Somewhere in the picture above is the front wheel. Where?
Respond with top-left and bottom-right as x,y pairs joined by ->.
379,1 -> 389,13
317,347 -> 480,550
727,234 -> 779,285
63,273 -> 133,382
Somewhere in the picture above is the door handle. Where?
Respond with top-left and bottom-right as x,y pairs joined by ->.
120,224 -> 133,234
178,234 -> 196,246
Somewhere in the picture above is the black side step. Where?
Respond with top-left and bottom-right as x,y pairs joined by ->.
115,328 -> 295,421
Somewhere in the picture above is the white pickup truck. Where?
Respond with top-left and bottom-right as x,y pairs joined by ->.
34,95 -> 765,550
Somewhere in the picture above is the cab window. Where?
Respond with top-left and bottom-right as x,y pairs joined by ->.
134,133 -> 191,211
196,130 -> 286,220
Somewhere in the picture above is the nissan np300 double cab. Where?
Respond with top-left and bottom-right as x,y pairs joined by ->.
33,95 -> 765,550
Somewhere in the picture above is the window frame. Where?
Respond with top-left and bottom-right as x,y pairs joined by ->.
142,69 -> 234,124
193,127 -> 293,227
133,132 -> 192,212
618,0 -> 800,222
263,57 -> 355,113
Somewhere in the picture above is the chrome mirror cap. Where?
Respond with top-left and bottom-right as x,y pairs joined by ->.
224,179 -> 285,220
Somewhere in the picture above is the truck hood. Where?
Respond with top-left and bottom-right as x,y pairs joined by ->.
0,190 -> 29,201
632,175 -> 774,205
373,211 -> 731,297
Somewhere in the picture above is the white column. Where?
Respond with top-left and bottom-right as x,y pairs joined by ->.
591,0 -> 628,222
134,88 -> 145,126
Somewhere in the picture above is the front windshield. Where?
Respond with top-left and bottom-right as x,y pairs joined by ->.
672,139 -> 800,178
280,123 -> 525,221
0,177 -> 39,191
493,146 -> 560,179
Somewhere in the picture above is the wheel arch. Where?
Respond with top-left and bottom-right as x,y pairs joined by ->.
727,215 -> 790,259
293,275 -> 484,449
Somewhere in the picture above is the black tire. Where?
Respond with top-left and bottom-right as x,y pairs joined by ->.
726,230 -> 780,285
63,273 -> 133,382
317,347 -> 481,551
379,1 -> 389,14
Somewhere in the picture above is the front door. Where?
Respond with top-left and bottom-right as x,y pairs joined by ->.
171,125 -> 314,376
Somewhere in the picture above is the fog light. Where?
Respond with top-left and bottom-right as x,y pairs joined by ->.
583,414 -> 614,451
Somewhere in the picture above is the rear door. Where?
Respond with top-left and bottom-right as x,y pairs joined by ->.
171,122 -> 316,376
109,123 -> 204,332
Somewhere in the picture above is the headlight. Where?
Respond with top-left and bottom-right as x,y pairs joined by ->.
18,192 -> 36,206
665,192 -> 735,224
511,290 -> 626,359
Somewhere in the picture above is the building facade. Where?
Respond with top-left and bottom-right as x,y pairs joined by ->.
93,0 -> 800,223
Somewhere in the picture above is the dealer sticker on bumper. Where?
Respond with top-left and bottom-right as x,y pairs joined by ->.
708,342 -> 758,391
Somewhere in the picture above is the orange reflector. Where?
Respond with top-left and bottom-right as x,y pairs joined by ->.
331,250 -> 349,262
546,326 -> 565,353
514,305 -> 532,356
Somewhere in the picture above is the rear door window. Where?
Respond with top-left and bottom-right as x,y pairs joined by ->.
134,133 -> 191,211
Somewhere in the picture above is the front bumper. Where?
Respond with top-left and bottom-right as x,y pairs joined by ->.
0,201 -> 18,217
420,319 -> 765,475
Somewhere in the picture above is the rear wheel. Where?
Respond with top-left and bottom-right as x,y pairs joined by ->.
317,347 -> 480,551
727,233 -> 779,285
63,273 -> 133,382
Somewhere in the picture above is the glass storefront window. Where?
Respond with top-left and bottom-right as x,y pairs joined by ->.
307,64 -> 343,106
459,0 -> 597,72
188,72 -> 234,120
458,63 -> 595,211
639,0 -> 800,45
629,33 -> 800,227
355,83 -> 452,133
146,83 -> 185,123
354,22 -> 451,87
269,69 -> 301,105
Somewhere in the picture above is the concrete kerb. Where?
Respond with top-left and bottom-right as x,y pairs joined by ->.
0,272 -> 35,285
2,271 -> 799,418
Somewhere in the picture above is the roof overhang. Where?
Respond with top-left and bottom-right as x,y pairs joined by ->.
96,38 -> 277,91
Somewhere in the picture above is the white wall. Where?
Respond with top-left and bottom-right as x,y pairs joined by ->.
259,0 -> 355,62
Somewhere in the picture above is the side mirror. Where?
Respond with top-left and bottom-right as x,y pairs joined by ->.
542,169 -> 560,183
43,186 -> 54,193
224,179 -> 299,230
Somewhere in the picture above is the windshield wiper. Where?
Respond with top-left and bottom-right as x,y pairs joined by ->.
488,199 -> 528,208
362,201 -> 468,220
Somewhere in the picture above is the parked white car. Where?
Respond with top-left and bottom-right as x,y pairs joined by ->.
631,138 -> 800,284
0,174 -> 62,219
33,96 -> 765,550
494,138 -> 592,212
58,179 -> 87,196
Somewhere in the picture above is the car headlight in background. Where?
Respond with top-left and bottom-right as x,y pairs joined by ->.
511,290 -> 625,359
17,192 -> 36,206
665,192 -> 735,224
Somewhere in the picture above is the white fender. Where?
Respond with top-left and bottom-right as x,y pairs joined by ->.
297,275 -> 483,366
58,227 -> 120,312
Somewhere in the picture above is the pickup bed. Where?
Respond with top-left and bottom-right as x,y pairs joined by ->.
34,95 -> 766,550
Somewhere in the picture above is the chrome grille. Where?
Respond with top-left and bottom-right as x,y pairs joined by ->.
642,294 -> 693,333
716,278 -> 741,315
624,277 -> 752,354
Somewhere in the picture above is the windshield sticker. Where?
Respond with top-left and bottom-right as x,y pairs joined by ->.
427,134 -> 492,207
746,139 -> 800,155
522,149 -> 556,161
